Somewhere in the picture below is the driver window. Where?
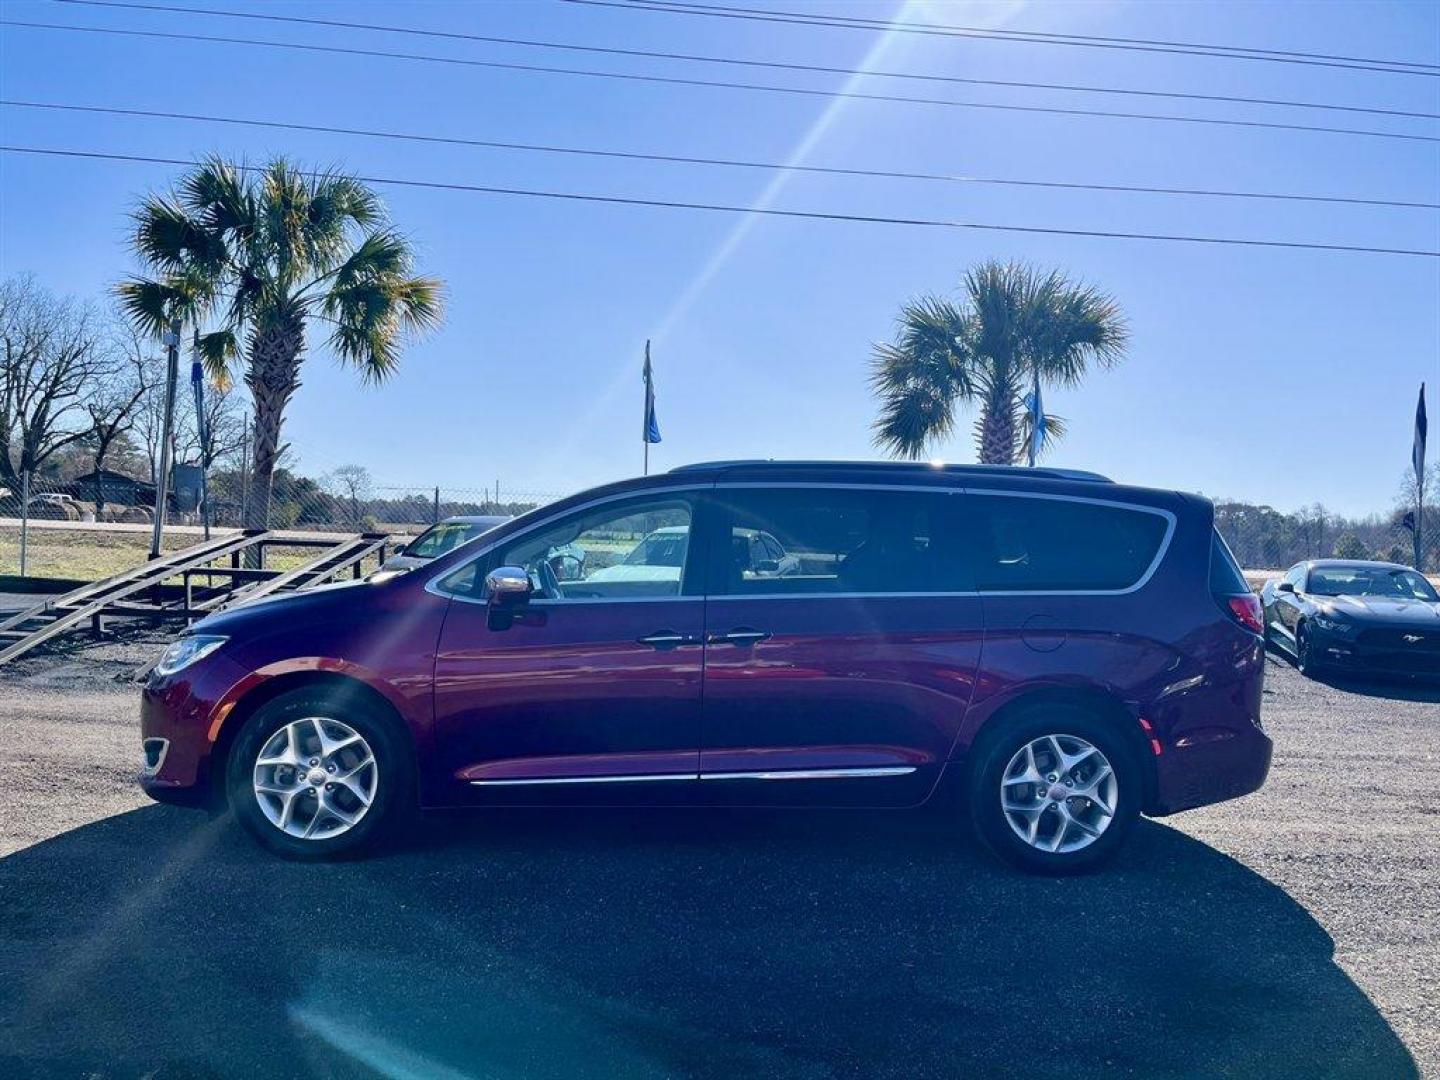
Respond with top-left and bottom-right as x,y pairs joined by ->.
493,498 -> 693,601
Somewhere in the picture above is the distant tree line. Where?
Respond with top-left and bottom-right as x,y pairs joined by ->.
1213,489 -> 1436,571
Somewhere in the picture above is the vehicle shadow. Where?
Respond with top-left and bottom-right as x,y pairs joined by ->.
0,806 -> 1417,1080
1266,647 -> 1440,703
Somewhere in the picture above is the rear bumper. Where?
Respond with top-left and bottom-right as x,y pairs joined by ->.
1149,723 -> 1272,815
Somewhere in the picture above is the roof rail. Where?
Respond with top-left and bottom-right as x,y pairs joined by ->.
669,460 -> 1112,483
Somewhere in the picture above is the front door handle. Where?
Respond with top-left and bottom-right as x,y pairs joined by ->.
707,627 -> 771,647
637,630 -> 698,650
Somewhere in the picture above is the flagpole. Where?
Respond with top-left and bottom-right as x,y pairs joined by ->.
1416,382 -> 1427,572
643,340 -> 651,476
1027,367 -> 1039,468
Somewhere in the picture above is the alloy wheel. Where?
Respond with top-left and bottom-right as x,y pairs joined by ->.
252,716 -> 378,840
1000,733 -> 1117,854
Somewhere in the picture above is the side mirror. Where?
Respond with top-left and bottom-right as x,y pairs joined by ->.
485,566 -> 532,629
1276,581 -> 1295,594
486,566 -> 533,605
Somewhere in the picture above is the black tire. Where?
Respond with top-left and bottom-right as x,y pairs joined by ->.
1295,622 -> 1323,677
225,685 -> 413,860
967,704 -> 1142,875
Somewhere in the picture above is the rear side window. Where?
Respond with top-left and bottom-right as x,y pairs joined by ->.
711,487 -> 967,595
1210,531 -> 1250,594
967,494 -> 1170,592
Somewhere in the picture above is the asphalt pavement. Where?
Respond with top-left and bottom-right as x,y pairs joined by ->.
0,642 -> 1435,1079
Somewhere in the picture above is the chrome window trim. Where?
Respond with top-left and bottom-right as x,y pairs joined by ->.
429,479 -> 1178,604
469,765 -> 917,786
426,483 -> 710,606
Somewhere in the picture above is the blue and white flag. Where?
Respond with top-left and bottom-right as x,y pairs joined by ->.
1414,382 -> 1427,490
643,340 -> 661,445
1024,381 -> 1046,465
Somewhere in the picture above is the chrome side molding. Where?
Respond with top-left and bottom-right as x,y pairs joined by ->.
469,765 -> 917,786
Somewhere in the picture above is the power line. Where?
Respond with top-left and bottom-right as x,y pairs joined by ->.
3,145 -> 1435,258
7,98 -> 1435,211
575,0 -> 1440,78
4,20 -> 1435,145
48,0 -> 1440,122
625,0 -> 1440,70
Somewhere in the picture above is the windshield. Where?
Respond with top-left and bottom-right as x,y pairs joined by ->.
1307,566 -> 1439,601
402,521 -> 485,559
623,531 -> 689,567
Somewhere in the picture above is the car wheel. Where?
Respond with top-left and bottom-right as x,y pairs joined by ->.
968,705 -> 1141,875
1295,622 -> 1322,676
226,686 -> 413,859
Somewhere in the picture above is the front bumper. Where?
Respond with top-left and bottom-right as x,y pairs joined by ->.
1311,627 -> 1440,679
138,653 -> 250,806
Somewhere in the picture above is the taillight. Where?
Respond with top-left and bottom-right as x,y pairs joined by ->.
1223,593 -> 1264,636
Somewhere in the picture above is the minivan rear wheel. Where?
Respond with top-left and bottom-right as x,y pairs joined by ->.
968,705 -> 1141,874
226,687 -> 412,859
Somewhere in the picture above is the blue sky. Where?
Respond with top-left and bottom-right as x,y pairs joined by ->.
1,0 -> 1436,516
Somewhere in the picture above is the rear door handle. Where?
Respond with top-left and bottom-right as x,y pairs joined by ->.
637,630 -> 699,650
707,628 -> 771,647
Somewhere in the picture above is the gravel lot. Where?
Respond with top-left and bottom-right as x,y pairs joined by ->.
0,638 -> 1435,1079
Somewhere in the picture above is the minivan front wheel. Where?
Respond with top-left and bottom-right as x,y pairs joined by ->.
226,687 -> 411,859
968,706 -> 1140,874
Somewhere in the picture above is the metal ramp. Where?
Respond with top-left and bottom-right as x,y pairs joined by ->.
0,530 -> 394,666
208,533 -> 391,611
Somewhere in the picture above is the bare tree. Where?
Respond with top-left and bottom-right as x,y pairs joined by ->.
83,331 -> 155,515
324,463 -> 374,528
175,376 -> 248,473
1294,503 -> 1332,559
1,277 -> 109,489
1396,462 -> 1436,572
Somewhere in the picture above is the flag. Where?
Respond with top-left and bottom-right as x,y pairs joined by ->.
1414,382 -> 1427,490
1024,381 -> 1045,465
643,340 -> 661,444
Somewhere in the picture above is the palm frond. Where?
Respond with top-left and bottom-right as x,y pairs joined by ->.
130,195 -> 226,275
114,278 -> 176,338
1027,272 -> 1128,387
1019,410 -> 1068,460
181,156 -> 256,241
194,329 -> 239,385
868,296 -> 972,459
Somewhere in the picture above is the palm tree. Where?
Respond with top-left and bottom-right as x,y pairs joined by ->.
118,157 -> 443,529
871,261 -> 1126,464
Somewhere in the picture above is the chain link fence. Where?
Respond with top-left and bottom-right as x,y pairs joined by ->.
0,472 -> 564,581
4,470 -> 1435,584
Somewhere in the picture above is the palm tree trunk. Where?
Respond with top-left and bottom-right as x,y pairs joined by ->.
242,317 -> 304,534
976,385 -> 1018,465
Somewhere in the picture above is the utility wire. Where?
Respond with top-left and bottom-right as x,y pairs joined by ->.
4,20 -> 1435,145
3,145 -> 1435,258
7,99 -> 1434,211
48,0 -> 1440,121
624,0 -> 1440,70
574,0 -> 1440,78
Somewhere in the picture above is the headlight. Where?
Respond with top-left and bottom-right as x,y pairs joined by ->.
1311,615 -> 1354,636
153,634 -> 227,677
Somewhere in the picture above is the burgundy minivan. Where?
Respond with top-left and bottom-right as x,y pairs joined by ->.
139,461 -> 1271,873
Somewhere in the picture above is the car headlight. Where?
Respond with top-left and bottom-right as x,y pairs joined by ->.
153,634 -> 228,677
1311,615 -> 1354,636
